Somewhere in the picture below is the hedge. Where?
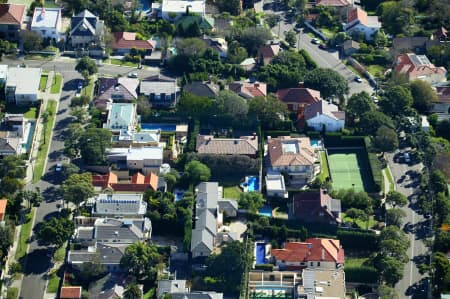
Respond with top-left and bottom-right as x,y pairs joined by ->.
351,53 -> 390,66
367,152 -> 383,192
264,130 -> 293,138
187,119 -> 200,152
337,229 -> 378,252
254,264 -> 274,271
299,49 -> 317,70
345,266 -> 379,283
323,133 -> 366,148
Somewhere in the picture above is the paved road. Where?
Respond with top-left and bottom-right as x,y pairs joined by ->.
0,57 -> 160,299
386,151 -> 429,299
256,1 -> 373,97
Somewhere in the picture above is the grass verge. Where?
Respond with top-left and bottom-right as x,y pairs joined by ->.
33,100 -> 57,183
47,271 -> 60,293
6,287 -> 19,299
53,245 -> 66,262
223,186 -> 242,199
39,74 -> 48,91
82,79 -> 95,98
317,151 -> 330,182
109,58 -> 138,67
50,73 -> 62,94
383,167 -> 395,192
15,208 -> 35,261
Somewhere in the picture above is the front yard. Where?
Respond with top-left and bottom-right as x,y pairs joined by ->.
82,79 -> 95,98
108,58 -> 139,67
5,105 -> 38,119
342,212 -> 377,230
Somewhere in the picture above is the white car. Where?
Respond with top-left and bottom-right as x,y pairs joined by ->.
354,76 -> 363,83
55,163 -> 62,172
128,72 -> 138,78
311,38 -> 320,44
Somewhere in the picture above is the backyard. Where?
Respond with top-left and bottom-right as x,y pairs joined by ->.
327,148 -> 374,192
342,212 -> 377,229
223,186 -> 242,199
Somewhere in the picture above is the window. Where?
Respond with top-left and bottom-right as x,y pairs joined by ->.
310,262 -> 313,266
317,262 -> 321,266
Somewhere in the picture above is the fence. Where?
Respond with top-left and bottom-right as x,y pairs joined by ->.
304,21 -> 329,41
347,57 -> 378,88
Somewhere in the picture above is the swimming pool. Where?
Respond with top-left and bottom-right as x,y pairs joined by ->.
259,205 -> 272,217
247,176 -> 259,192
23,120 -> 36,153
310,139 -> 322,147
255,243 -> 266,264
141,123 -> 176,132
175,191 -> 184,202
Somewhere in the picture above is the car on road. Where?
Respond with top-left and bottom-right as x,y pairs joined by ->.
354,76 -> 363,83
404,223 -> 415,233
55,163 -> 62,172
311,38 -> 320,44
424,212 -> 431,219
128,72 -> 138,78
75,84 -> 82,97
318,44 -> 327,50
403,152 -> 411,163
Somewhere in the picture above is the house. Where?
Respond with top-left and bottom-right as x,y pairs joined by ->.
60,286 -> 82,299
158,279 -> 223,299
6,67 -> 41,105
304,100 -> 345,132
0,4 -> 25,41
0,199 -> 7,222
201,36 -> 227,58
265,174 -> 288,198
153,0 -> 205,21
342,39 -> 360,56
267,136 -> 318,184
183,81 -> 219,98
432,86 -> 450,120
112,32 -> 154,55
393,53 -> 447,84
31,7 -> 62,41
0,113 -> 33,156
112,129 -> 161,147
107,146 -> 164,174
228,82 -> 267,99
291,189 -> 341,225
270,238 -> 345,270
276,87 -> 321,113
94,77 -> 139,110
176,16 -> 214,33
92,171 -> 164,193
297,268 -> 346,299
103,103 -> 137,134
92,193 -> 147,217
70,9 -> 104,48
313,0 -> 350,16
196,134 -> 258,158
191,182 -> 239,259
390,36 -> 437,57
140,74 -> 180,108
344,7 -> 381,41
433,27 -> 448,41
258,44 -> 280,65
240,58 -> 256,72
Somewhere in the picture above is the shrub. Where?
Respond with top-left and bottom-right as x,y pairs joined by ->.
187,119 -> 200,152
299,49 -> 317,70
345,266 -> 379,283
254,264 -> 274,271
323,132 -> 366,147
337,229 -> 378,251
367,153 -> 382,192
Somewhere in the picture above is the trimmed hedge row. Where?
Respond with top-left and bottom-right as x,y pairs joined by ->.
337,229 -> 378,252
368,152 -> 383,192
299,49 -> 318,70
351,53 -> 390,66
264,130 -> 292,138
187,119 -> 200,152
254,264 -> 274,271
345,266 -> 379,283
323,133 -> 366,148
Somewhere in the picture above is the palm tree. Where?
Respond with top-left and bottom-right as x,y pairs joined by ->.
123,283 -> 142,299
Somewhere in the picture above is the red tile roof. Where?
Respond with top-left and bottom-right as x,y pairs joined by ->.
268,136 -> 315,167
0,199 -> 7,222
113,32 -> 154,50
0,4 -> 25,25
347,7 -> 367,25
258,44 -> 280,59
316,0 -> 349,7
276,88 -> 321,106
92,171 -> 158,192
228,82 -> 267,98
60,286 -> 82,299
271,238 -> 344,264
394,53 -> 447,81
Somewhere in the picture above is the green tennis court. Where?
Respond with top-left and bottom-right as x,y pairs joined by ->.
327,148 -> 374,192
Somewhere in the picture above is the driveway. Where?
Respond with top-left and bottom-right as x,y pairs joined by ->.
385,150 -> 429,299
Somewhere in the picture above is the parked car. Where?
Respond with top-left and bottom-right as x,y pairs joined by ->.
311,38 -> 320,44
76,84 -> 82,97
318,44 -> 327,50
354,76 -> 363,83
55,163 -> 62,172
128,72 -> 138,78
403,152 -> 411,163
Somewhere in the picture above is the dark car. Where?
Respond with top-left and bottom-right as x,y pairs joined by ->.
318,44 -> 327,50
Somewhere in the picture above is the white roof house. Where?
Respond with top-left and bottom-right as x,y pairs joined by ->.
93,193 -> 147,216
103,103 -> 137,134
31,7 -> 62,41
304,100 -> 345,132
158,0 -> 205,21
0,65 -> 8,82
6,67 -> 41,105
107,146 -> 164,174
265,174 -> 288,198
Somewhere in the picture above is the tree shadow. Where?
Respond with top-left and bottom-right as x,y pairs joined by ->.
62,79 -> 83,92
20,248 -> 51,275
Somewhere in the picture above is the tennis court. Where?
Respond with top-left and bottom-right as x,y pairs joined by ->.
327,148 -> 374,192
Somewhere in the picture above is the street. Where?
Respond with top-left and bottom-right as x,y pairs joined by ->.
0,57 -> 159,299
386,151 -> 429,299
255,0 -> 373,97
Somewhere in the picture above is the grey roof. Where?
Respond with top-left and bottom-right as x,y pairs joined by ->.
342,39 -> 360,50
218,199 -> 238,211
195,182 -> 219,211
68,244 -> 125,265
183,81 -> 219,98
70,9 -> 98,36
195,209 -> 216,236
328,198 -> 341,213
304,100 -> 345,121
94,193 -> 147,216
94,218 -> 149,241
191,228 -> 214,251
140,80 -> 179,95
0,138 -> 18,154
6,67 -> 41,95
157,280 -> 187,297
171,292 -> 223,299
77,227 -> 95,240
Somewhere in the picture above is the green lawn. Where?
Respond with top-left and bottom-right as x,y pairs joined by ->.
143,288 -> 155,299
5,105 -> 38,119
346,257 -> 369,268
383,167 -> 395,193
50,73 -> 62,94
15,208 -> 35,261
345,62 -> 361,76
53,245 -> 66,262
367,64 -> 386,77
328,149 -> 374,192
318,27 -> 336,39
33,100 -> 57,183
39,75 -> 48,91
342,212 -> 377,230
223,186 -> 242,199
108,58 -> 138,67
82,79 -> 95,98
6,287 -> 19,299
317,151 -> 330,182
47,271 -> 60,293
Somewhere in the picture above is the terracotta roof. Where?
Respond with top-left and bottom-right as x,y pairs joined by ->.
0,4 -> 25,25
228,82 -> 267,98
0,199 -> 7,222
304,100 -> 345,121
196,135 -> 258,156
258,44 -> 280,59
347,7 -> 367,25
92,171 -> 159,192
394,53 -> 447,80
268,136 -> 315,167
436,86 -> 450,103
316,0 -> 349,7
292,189 -> 341,222
276,88 -> 321,105
271,238 -> 344,264
113,32 -> 154,50
60,286 -> 82,299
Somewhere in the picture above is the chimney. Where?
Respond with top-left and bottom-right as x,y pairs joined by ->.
252,132 -> 256,140
298,82 -> 304,88
321,248 -> 325,260
255,83 -> 260,88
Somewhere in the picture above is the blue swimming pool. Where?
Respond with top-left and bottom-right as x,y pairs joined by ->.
247,176 -> 259,192
141,123 -> 176,132
310,139 -> 321,147
256,243 -> 266,264
23,120 -> 36,153
259,205 -> 272,217
175,191 -> 184,202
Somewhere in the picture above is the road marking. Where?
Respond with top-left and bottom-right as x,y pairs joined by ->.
409,208 -> 415,290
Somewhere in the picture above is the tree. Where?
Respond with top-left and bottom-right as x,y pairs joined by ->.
184,21 -> 201,38
237,27 -> 272,56
226,41 -> 248,64
177,93 -> 213,119
16,189 -> 42,208
265,14 -> 280,28
120,242 -> 162,280
385,208 -> 406,227
21,30 -> 43,52
435,119 -> 450,141
284,30 -> 297,47
164,170 -> 180,192
409,80 -> 436,113
373,29 -> 388,48
373,126 -> 398,153
63,123 -> 83,158
345,208 -> 368,226
332,189 -> 373,211
61,163 -> 80,180
184,160 -> 211,186
432,252 -> 450,293
380,85 -> 413,116
216,90 -> 249,119
239,192 -> 265,212
359,111 -> 394,136
123,283 -> 143,299
37,216 -> 74,247
378,1 -> 415,35
78,128 -> 112,165
346,92 -> 376,122
175,38 -> 207,57
78,255 -> 106,285
0,224 -> 13,257
377,284 -> 399,299
0,155 -> 26,179
430,170 -> 448,194
75,56 -> 98,77
304,68 -> 349,99
248,94 -> 288,129
60,173 -> 94,208
385,191 -> 408,207
70,106 -> 89,123
375,255 -> 405,286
